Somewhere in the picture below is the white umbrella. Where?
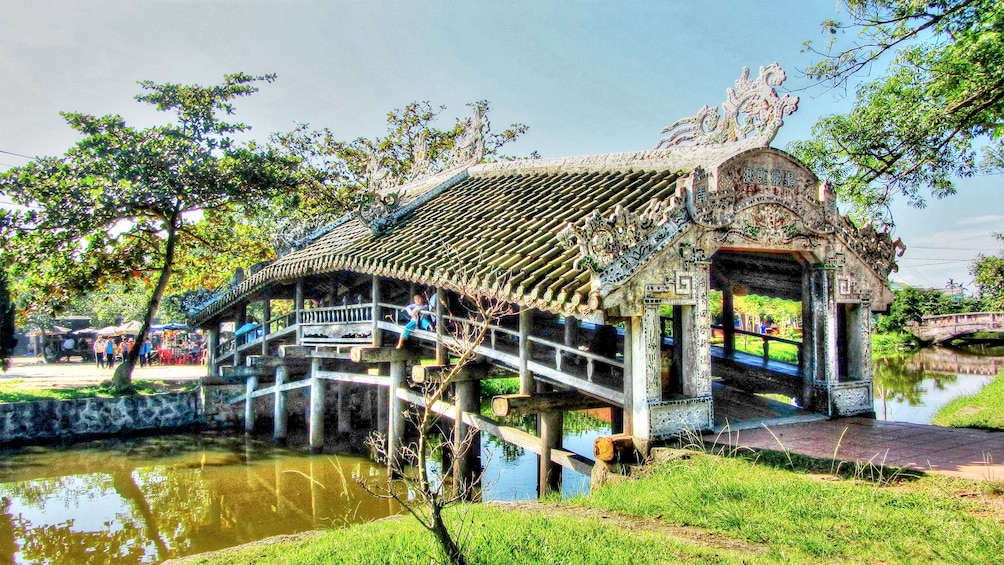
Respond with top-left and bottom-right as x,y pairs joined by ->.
116,321 -> 143,335
96,325 -> 120,336
24,325 -> 72,337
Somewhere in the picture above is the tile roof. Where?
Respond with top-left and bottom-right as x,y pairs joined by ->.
190,156 -> 683,326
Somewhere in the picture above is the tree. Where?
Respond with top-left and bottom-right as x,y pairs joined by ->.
0,264 -> 16,371
790,0 -> 1004,224
971,233 -> 1004,310
0,73 -> 301,391
363,276 -> 514,565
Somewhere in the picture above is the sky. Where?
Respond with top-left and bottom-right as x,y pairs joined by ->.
1,0 -> 1000,292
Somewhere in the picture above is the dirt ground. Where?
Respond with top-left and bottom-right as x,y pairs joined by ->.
1,356 -> 205,390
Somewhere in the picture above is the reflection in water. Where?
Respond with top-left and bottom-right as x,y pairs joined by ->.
874,345 -> 1001,424
0,410 -> 611,564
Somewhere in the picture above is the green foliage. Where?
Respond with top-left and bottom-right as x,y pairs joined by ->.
0,264 -> 16,371
875,284 -> 984,333
971,233 -> 1004,311
0,73 -> 301,390
791,0 -> 1004,223
0,380 -> 195,403
68,283 -> 152,327
933,371 -> 1004,429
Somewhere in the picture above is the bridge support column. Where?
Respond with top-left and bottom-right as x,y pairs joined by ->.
519,309 -> 533,395
274,365 -> 288,442
846,301 -> 871,381
722,283 -> 736,356
207,326 -> 220,378
244,374 -> 257,434
388,360 -> 406,473
453,378 -> 481,499
235,303 -> 247,368
309,357 -> 325,453
261,290 -> 271,357
337,383 -> 352,434
377,364 -> 389,435
538,409 -> 563,498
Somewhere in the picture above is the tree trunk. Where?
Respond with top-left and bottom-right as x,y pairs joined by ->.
112,224 -> 178,393
430,502 -> 466,565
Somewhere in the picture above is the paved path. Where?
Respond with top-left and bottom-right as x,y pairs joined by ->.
1,356 -> 204,388
708,417 -> 1004,482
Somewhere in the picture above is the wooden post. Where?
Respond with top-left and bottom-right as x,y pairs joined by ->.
377,364 -> 389,435
261,290 -> 271,357
538,410 -> 563,498
274,365 -> 288,442
800,266 -> 816,407
722,282 -> 736,356
244,374 -> 257,434
622,316 -> 634,436
435,287 -> 446,365
453,377 -> 482,498
337,383 -> 352,434
235,304 -> 247,368
309,357 -> 325,453
388,360 -> 406,473
371,275 -> 383,347
294,278 -> 305,310
519,308 -> 533,395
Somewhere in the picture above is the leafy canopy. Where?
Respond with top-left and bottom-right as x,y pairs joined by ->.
0,72 -> 301,389
970,233 -> 1004,311
790,0 -> 1004,224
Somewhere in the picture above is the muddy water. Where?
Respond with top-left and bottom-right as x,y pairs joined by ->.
874,344 -> 1004,424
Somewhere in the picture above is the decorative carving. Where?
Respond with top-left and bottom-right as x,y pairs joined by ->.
715,205 -> 818,248
352,191 -> 402,235
450,104 -> 489,168
409,130 -> 431,179
679,242 -> 709,269
656,63 -> 799,150
832,217 -> 905,277
558,204 -> 661,272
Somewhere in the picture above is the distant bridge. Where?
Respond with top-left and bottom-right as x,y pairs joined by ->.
905,312 -> 1004,344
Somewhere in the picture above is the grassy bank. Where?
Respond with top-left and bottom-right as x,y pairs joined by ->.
0,379 -> 197,403
871,331 -> 919,354
933,372 -> 1004,430
168,452 -> 1004,565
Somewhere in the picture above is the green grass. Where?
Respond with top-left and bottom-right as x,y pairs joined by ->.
872,332 -> 920,354
479,376 -> 520,398
174,451 -> 1004,565
579,452 -> 1004,564
0,380 -> 196,403
723,336 -> 800,364
933,373 -> 1004,430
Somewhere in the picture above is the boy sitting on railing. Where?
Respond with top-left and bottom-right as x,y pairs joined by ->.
396,293 -> 433,349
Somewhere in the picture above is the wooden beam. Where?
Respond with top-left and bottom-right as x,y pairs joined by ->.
491,391 -> 609,418
396,388 -> 593,476
314,370 -> 391,387
350,345 -> 425,363
410,363 -> 489,384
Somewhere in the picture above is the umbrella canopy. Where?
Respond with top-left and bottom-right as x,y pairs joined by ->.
96,325 -> 119,336
151,322 -> 190,332
24,325 -> 72,337
73,328 -> 98,336
234,322 -> 258,337
116,321 -> 143,335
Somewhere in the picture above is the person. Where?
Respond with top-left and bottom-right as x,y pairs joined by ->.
396,293 -> 433,349
94,337 -> 105,369
61,336 -> 74,362
139,339 -> 152,367
105,338 -> 116,369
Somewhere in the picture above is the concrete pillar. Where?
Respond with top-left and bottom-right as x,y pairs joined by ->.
519,309 -> 533,395
846,302 -> 870,381
207,326 -> 220,378
628,314 -> 650,442
621,318 -> 634,436
244,374 -> 258,434
388,360 -> 406,472
377,365 -> 389,435
722,283 -> 736,356
800,266 -> 816,406
309,357 -> 325,453
538,410 -> 563,498
371,275 -> 383,347
453,378 -> 482,498
337,383 -> 352,434
235,304 -> 247,368
273,365 -> 288,442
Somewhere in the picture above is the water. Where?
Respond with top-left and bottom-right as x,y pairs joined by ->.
874,344 -> 1004,424
0,413 -> 609,564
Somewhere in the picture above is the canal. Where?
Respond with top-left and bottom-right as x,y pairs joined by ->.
1,343 -> 1000,564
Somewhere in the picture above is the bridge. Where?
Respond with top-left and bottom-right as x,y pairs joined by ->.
905,312 -> 1004,344
188,64 -> 899,497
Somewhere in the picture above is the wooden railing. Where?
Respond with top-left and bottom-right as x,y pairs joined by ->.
299,304 -> 372,325
712,325 -> 801,363
914,312 -> 1004,327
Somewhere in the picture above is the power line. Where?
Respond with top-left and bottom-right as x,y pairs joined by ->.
0,149 -> 34,160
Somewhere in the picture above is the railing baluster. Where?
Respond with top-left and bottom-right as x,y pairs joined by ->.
587,359 -> 594,382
